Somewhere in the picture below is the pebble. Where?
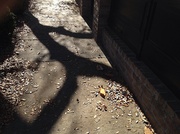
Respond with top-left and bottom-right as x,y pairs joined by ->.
94,115 -> 97,118
0,55 -> 33,104
105,81 -> 134,108
74,127 -> 79,130
21,98 -> 26,101
95,117 -> 100,123
33,84 -> 39,88
110,110 -> 114,113
135,112 -> 139,117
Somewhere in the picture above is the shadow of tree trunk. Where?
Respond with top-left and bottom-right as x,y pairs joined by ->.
1,6 -> 120,134
0,93 -> 15,132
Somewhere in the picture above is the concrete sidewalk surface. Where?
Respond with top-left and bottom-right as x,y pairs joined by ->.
2,0 -> 154,133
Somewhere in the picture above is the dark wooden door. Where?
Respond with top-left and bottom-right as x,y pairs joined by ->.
108,0 -> 180,98
109,0 -> 151,55
141,0 -> 180,97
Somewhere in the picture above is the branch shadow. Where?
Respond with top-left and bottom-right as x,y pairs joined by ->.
0,15 -> 15,63
2,10 -> 121,134
0,93 -> 16,132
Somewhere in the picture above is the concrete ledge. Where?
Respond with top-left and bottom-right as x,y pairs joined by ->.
101,27 -> 180,134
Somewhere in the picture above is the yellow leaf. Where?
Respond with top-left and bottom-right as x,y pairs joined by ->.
99,86 -> 106,98
144,126 -> 153,134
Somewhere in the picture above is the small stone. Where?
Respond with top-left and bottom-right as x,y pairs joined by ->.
95,117 -> 100,123
135,112 -> 139,117
94,115 -> 97,118
128,118 -> 132,123
127,128 -> 131,131
76,99 -> 79,103
33,84 -> 39,88
74,127 -> 79,130
125,125 -> 131,131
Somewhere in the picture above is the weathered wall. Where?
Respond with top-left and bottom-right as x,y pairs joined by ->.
76,0 -> 180,134
92,0 -> 111,42
75,0 -> 91,17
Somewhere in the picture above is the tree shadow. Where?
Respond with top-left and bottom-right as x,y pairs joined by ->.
0,0 -> 30,63
2,9 -> 121,134
0,15 -> 16,63
0,93 -> 16,132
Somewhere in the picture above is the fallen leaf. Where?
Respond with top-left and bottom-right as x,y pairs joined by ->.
99,85 -> 106,98
144,126 -> 153,134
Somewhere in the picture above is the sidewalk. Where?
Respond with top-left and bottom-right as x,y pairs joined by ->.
2,0 -> 151,133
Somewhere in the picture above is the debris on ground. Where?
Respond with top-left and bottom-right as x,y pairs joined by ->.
96,101 -> 107,112
0,0 -> 156,133
65,108 -> 74,114
93,80 -> 156,133
144,126 -> 154,134
99,85 -> 106,98
0,55 -> 33,105
0,22 -> 34,128
95,81 -> 133,109
106,81 -> 133,108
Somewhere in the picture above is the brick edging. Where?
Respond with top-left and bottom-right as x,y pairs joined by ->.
101,27 -> 180,134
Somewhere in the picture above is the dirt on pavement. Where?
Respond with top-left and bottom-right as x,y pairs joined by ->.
0,0 -> 155,134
